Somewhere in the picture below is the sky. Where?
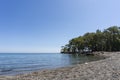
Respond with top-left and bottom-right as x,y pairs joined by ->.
0,0 -> 120,53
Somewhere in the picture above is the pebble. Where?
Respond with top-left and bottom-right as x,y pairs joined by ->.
0,52 -> 120,80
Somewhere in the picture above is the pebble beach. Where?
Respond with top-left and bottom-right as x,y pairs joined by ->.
0,52 -> 120,80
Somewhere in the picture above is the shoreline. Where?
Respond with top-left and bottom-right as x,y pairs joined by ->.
0,52 -> 120,80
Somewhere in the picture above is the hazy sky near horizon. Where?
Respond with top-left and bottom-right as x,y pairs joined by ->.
0,0 -> 120,53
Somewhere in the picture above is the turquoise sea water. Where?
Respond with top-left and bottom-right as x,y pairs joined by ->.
0,53 -> 104,75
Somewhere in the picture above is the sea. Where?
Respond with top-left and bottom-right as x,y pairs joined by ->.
0,53 -> 104,75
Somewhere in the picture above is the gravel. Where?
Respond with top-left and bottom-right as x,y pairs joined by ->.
0,52 -> 120,80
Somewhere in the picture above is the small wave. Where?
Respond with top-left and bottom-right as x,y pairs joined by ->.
0,68 -> 12,72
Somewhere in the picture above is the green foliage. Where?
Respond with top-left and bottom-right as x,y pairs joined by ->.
61,26 -> 120,53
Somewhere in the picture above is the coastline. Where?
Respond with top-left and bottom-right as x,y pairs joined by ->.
0,52 -> 120,80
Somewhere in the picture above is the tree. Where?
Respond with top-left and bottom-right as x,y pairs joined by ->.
61,26 -> 120,54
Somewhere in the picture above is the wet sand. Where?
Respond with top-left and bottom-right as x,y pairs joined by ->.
0,52 -> 120,80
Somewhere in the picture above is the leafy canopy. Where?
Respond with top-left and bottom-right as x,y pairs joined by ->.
61,26 -> 120,53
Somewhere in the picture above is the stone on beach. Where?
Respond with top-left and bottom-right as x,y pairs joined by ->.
0,52 -> 120,80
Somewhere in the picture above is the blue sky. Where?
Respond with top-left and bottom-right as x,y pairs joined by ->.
0,0 -> 120,53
